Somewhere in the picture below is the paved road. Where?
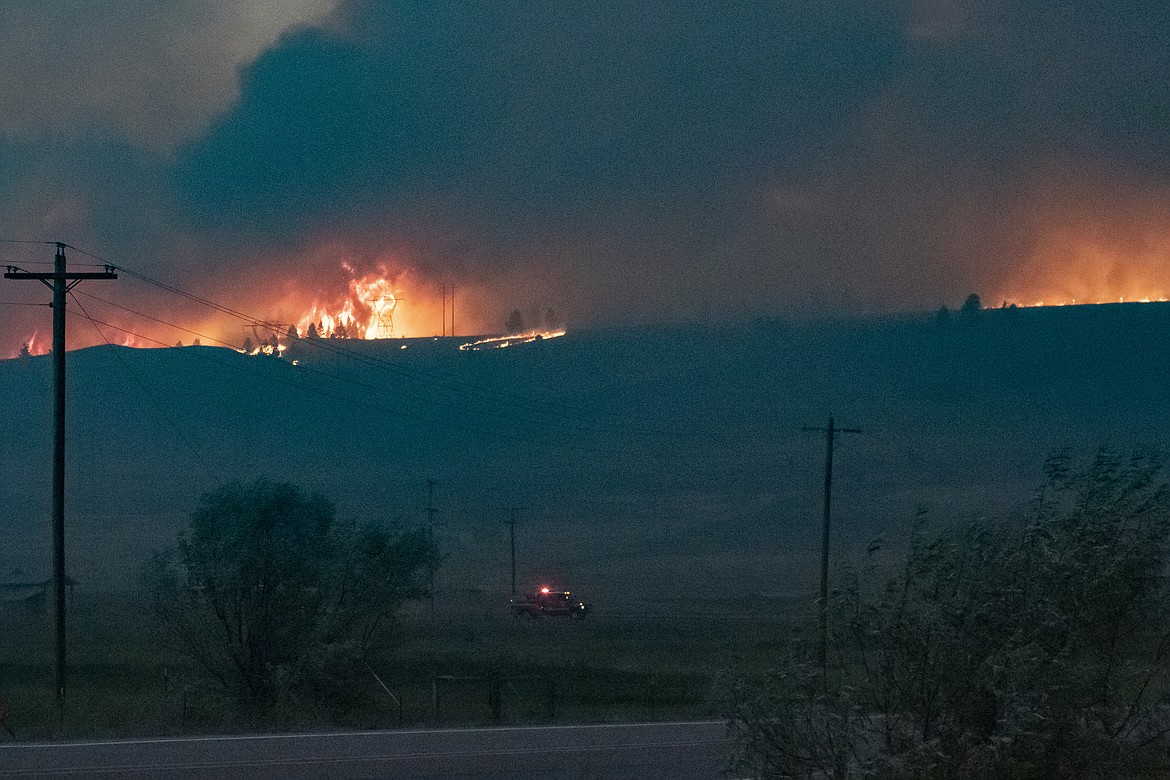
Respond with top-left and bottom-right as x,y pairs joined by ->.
0,720 -> 729,779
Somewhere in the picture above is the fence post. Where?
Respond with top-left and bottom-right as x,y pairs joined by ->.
489,676 -> 502,722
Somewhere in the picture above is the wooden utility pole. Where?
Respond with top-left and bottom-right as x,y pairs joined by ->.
4,243 -> 116,727
501,507 -> 524,595
802,416 -> 861,677
426,479 -> 439,618
440,285 -> 457,338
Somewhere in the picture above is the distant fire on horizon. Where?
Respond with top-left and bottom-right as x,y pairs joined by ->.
999,296 -> 1169,308
9,259 -> 566,358
993,252 -> 1170,309
7,224 -> 1170,359
988,213 -> 1170,310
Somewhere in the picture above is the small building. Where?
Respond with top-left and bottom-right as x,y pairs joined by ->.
0,570 -> 75,616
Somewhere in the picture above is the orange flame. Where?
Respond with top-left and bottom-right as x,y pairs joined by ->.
293,270 -> 401,340
459,329 -> 566,351
995,234 -> 1170,307
14,331 -> 45,357
991,184 -> 1170,309
2,250 -> 558,357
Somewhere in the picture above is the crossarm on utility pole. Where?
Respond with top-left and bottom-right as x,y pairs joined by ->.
4,270 -> 119,282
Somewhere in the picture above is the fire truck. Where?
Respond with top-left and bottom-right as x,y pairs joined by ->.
509,586 -> 591,619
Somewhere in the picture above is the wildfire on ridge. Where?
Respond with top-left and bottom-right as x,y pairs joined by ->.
6,253 -> 573,358
994,292 -> 1170,309
992,226 -> 1170,310
459,329 -> 567,351
292,271 -> 401,341
241,264 -> 569,354
1000,297 -> 1170,308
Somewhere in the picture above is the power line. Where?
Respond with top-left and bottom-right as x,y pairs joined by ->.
53,247 -> 770,448
68,292 -> 223,483
64,289 -> 737,458
71,289 -> 246,350
66,300 -> 588,449
62,307 -> 443,483
70,288 -> 628,439
63,304 -> 678,462
75,253 -> 684,435
2,261 -> 109,267
71,295 -> 777,467
4,243 -> 117,730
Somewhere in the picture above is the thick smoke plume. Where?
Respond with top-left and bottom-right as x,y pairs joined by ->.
3,0 -> 1170,354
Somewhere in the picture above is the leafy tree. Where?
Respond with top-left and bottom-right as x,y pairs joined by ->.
286,324 -> 298,341
724,450 -> 1170,779
144,479 -> 435,715
934,306 -> 951,325
506,309 -> 525,333
307,323 -> 319,339
18,342 -> 30,359
242,336 -> 253,353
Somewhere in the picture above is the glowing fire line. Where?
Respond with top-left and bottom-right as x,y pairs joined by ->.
459,329 -> 566,351
999,296 -> 1169,309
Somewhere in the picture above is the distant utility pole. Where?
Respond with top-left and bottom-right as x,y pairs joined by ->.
4,243 -> 117,727
426,479 -> 439,618
440,285 -> 457,338
501,507 -> 524,595
802,415 -> 861,678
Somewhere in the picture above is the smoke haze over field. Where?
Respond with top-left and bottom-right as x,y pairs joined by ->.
3,0 -> 1170,352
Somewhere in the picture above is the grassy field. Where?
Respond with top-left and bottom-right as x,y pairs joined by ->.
0,588 -> 801,741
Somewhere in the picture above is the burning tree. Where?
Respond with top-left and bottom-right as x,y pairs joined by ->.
144,480 -> 436,716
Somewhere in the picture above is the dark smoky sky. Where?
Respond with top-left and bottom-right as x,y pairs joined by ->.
3,0 -> 1170,341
